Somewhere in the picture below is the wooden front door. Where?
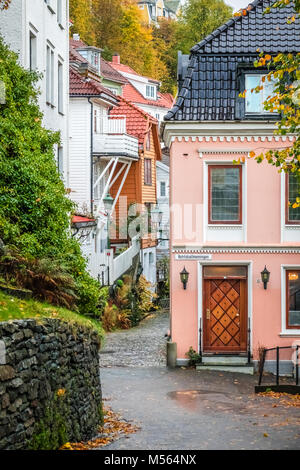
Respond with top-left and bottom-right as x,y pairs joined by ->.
203,278 -> 247,353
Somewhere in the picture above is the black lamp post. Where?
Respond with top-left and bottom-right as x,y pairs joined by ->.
180,267 -> 189,290
261,265 -> 270,290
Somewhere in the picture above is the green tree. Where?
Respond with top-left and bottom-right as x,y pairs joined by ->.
0,37 -> 100,314
69,0 -> 167,82
153,0 -> 233,92
176,0 -> 233,54
69,0 -> 95,45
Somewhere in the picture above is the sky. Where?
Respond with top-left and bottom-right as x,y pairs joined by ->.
224,0 -> 251,11
180,0 -> 251,12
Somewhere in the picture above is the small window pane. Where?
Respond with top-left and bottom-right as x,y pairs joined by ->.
245,75 -> 261,113
210,167 -> 241,222
288,174 -> 300,222
203,266 -> 247,278
160,181 -> 166,197
287,271 -> 300,327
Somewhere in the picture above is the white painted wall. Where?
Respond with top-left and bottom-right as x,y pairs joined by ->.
141,246 -> 157,287
69,98 -> 91,211
0,0 -> 70,183
156,161 -> 170,252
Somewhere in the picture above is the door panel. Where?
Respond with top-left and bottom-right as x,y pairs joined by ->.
203,278 -> 247,352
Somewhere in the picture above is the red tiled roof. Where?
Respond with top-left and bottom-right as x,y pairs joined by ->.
109,97 -> 158,145
70,38 -> 88,50
109,61 -> 160,84
69,46 -> 87,64
72,215 -> 96,224
101,59 -> 128,84
69,66 -> 117,100
122,82 -> 174,109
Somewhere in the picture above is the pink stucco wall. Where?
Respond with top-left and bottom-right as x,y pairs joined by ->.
169,136 -> 300,360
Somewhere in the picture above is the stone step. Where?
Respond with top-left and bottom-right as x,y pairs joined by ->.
201,355 -> 249,365
196,364 -> 254,375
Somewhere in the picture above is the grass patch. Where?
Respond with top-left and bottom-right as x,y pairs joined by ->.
0,291 -> 104,340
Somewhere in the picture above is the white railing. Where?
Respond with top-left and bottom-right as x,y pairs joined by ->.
87,251 -> 107,279
84,237 -> 140,285
96,115 -> 127,135
112,236 -> 140,283
93,133 -> 139,159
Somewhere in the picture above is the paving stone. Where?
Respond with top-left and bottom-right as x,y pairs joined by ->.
100,311 -> 169,368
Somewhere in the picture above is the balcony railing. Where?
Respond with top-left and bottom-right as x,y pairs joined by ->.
93,115 -> 139,159
96,115 -> 127,135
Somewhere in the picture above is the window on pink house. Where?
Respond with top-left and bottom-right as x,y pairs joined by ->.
208,165 -> 242,224
286,173 -> 300,224
286,270 -> 300,329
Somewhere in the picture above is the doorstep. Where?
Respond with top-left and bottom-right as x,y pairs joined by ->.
196,355 -> 254,375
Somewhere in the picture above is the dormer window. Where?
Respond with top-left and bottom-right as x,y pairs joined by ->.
77,47 -> 102,75
245,74 -> 277,115
146,84 -> 156,100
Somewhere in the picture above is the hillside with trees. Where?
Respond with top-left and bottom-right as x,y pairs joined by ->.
69,0 -> 233,94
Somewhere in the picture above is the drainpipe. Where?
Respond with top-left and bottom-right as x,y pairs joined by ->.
88,97 -> 94,215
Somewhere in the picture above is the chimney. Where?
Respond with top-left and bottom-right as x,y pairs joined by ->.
112,54 -> 120,65
73,33 -> 80,41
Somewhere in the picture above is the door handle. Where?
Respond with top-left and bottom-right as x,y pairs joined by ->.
206,309 -> 210,320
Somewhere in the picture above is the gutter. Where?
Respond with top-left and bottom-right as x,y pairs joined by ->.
88,97 -> 94,215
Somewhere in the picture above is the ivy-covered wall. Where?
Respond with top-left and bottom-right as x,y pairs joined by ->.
0,319 -> 102,450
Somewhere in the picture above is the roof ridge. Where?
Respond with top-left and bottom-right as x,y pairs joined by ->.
190,0 -> 262,54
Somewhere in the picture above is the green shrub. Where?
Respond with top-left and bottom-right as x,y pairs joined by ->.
0,37 -> 101,315
186,347 -> 201,366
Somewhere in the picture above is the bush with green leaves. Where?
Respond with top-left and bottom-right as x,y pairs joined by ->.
0,37 -> 101,314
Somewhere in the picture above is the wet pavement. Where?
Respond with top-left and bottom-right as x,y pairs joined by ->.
99,311 -> 300,450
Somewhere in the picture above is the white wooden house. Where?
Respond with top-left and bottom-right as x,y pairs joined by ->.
69,42 -> 140,284
0,0 -> 70,182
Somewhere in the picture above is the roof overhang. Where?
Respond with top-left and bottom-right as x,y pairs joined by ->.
70,93 -> 118,107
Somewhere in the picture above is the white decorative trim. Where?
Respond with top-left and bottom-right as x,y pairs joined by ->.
162,121 -> 295,148
285,225 -> 300,230
207,225 -> 243,230
173,246 -> 300,254
198,148 -> 251,155
279,333 -> 300,337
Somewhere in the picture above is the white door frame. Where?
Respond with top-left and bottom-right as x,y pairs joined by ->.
197,260 -> 253,354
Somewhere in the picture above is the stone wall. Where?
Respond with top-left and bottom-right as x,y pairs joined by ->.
0,318 -> 102,450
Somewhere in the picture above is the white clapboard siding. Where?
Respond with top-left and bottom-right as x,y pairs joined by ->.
69,98 -> 91,210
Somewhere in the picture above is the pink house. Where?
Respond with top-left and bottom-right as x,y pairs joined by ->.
162,0 -> 300,374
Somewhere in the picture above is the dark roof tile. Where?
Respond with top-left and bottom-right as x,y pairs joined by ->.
165,0 -> 299,122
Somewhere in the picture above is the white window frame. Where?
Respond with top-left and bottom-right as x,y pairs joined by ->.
245,73 -> 277,115
146,84 -> 156,100
280,265 -> 300,336
203,160 -> 247,243
58,58 -> 64,114
57,0 -> 63,27
44,0 -> 55,14
57,146 -> 63,176
29,30 -> 37,71
46,43 -> 55,106
159,180 -> 167,198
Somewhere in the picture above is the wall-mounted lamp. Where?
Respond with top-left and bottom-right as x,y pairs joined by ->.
261,266 -> 270,290
180,267 -> 189,290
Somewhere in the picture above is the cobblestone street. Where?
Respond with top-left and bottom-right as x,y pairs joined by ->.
100,310 -> 169,368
